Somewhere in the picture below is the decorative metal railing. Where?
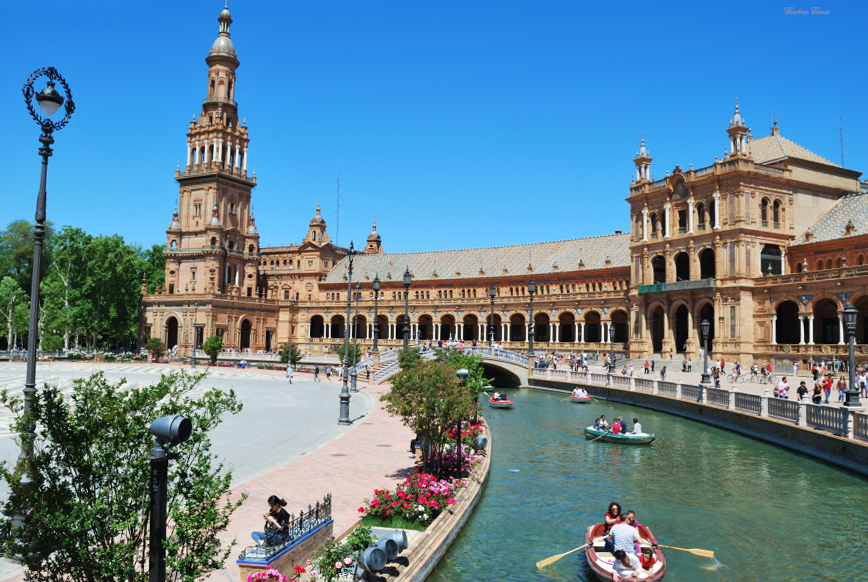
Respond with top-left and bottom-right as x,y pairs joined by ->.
853,412 -> 868,443
374,361 -> 402,384
634,378 -> 655,393
706,387 -> 731,408
805,404 -> 846,435
657,381 -> 677,397
238,494 -> 332,562
734,393 -> 762,415
766,398 -> 800,424
680,384 -> 702,402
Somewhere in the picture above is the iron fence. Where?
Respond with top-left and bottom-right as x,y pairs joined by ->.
238,494 -> 332,562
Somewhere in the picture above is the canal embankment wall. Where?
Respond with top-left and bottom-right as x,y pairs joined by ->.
528,373 -> 868,478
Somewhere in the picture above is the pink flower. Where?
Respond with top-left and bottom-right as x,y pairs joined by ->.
335,561 -> 342,569
344,557 -> 353,565
447,498 -> 456,505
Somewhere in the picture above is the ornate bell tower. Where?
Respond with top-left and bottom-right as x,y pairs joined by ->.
164,2 -> 260,298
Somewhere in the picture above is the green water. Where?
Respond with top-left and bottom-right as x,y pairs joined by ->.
428,388 -> 868,582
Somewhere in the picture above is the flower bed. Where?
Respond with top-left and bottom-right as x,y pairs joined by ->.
358,472 -> 465,531
445,419 -> 484,445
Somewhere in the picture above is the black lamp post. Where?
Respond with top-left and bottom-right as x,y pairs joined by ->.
528,278 -> 536,358
18,68 -> 74,507
351,282 -> 360,392
844,304 -> 861,407
609,323 -> 615,374
456,368 -> 469,480
403,267 -> 411,348
488,283 -> 497,347
288,297 -> 296,370
339,242 -> 355,425
700,318 -> 711,384
191,301 -> 199,369
372,275 -> 380,352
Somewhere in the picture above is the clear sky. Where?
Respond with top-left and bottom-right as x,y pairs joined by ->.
2,1 -> 865,253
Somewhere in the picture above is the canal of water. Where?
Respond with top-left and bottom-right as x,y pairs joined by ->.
428,388 -> 868,581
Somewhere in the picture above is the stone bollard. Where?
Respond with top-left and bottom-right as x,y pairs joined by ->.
761,390 -> 770,417
699,384 -> 706,404
728,389 -> 736,410
675,383 -> 682,399
798,401 -> 808,427
630,377 -> 636,391
843,408 -> 854,439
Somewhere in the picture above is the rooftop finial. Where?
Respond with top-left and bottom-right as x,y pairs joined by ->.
735,96 -> 739,112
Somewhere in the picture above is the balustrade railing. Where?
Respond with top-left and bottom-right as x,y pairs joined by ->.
635,378 -> 655,393
853,412 -> 868,443
681,384 -> 702,402
374,362 -> 401,384
734,393 -> 762,415
767,398 -> 800,424
657,381 -> 677,397
805,404 -> 845,435
706,387 -> 731,408
610,375 -> 631,389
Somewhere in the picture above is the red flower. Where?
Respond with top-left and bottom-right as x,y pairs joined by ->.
358,507 -> 365,513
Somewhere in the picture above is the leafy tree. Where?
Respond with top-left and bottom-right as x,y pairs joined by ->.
0,276 -> 29,348
381,359 -> 474,478
41,334 -> 63,353
397,347 -> 421,370
139,243 -> 166,294
278,343 -> 301,367
0,219 -> 55,292
0,371 -> 244,581
145,337 -> 166,358
202,335 -> 223,364
435,348 -> 492,401
335,342 -> 364,365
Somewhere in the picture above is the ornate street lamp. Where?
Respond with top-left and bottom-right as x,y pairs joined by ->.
288,297 -> 296,370
351,282 -> 360,392
455,368 -> 469,480
18,68 -> 74,508
339,242 -> 355,425
700,318 -> 711,384
191,301 -> 199,369
609,322 -> 615,375
488,284 -> 497,347
372,275 -> 381,352
527,277 -> 536,359
402,267 -> 412,348
844,304 -> 861,407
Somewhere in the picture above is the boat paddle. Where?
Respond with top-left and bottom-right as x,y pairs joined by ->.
655,544 -> 714,558
536,542 -> 591,569
589,430 -> 610,443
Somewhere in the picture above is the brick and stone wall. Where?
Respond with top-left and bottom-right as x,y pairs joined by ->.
237,520 -> 333,579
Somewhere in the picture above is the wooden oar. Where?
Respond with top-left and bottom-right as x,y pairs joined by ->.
656,544 -> 714,558
536,542 -> 590,569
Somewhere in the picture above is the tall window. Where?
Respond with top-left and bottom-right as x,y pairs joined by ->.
761,198 -> 769,225
678,210 -> 687,234
773,201 -> 781,227
696,203 -> 706,230
650,213 -> 658,238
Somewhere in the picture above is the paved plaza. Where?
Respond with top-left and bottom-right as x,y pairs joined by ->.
0,361 -> 414,582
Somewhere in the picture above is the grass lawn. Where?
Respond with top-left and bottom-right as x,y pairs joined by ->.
360,514 -> 429,532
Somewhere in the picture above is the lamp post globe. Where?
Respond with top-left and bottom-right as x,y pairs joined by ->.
338,242 -> 355,425
18,68 -> 75,523
488,283 -> 497,348
700,318 -> 711,384
843,304 -> 861,407
372,275 -> 381,352
527,277 -> 536,359
402,267 -> 411,348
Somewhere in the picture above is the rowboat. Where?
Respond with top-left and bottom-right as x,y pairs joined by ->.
584,522 -> 666,581
584,426 -> 655,445
488,396 -> 514,409
570,394 -> 592,403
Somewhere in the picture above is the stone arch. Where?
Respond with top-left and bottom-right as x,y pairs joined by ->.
484,313 -> 503,342
309,315 -> 325,338
651,255 -> 666,284
647,305 -> 665,353
558,311 -> 576,342
699,248 -> 715,279
351,314 -> 367,339
462,313 -> 479,341
696,302 -> 715,350
165,316 -> 179,351
760,244 -> 784,276
439,314 -> 457,341
240,319 -> 252,350
533,312 -> 551,342
330,314 -> 346,339
416,314 -> 433,340
674,251 -> 690,281
584,311 -> 602,343
775,300 -> 800,345
672,303 -> 689,353
509,312 -> 526,341
813,298 -> 841,344
852,294 -> 868,344
609,309 -> 629,343
375,314 -> 389,342
805,294 -> 843,312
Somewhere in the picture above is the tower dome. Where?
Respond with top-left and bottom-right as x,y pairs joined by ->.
209,2 -> 236,58
310,203 -> 326,226
367,220 -> 381,243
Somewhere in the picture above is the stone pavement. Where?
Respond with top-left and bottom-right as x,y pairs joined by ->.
0,363 -> 413,582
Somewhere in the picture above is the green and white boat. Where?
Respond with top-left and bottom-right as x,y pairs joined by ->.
584,425 -> 655,445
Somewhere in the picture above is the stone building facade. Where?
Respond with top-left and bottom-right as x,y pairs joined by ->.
141,7 -> 867,371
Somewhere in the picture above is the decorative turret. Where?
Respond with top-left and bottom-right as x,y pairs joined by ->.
727,98 -> 749,156
247,205 -> 258,234
633,134 -> 652,182
168,202 -> 181,230
364,220 -> 384,254
306,203 -> 329,245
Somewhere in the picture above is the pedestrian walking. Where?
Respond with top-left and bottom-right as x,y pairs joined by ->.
286,365 -> 293,384
314,365 -> 320,382
660,366 -> 666,382
836,375 -> 847,402
326,367 -> 332,382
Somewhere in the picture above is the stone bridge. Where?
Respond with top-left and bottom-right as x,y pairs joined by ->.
374,346 -> 529,386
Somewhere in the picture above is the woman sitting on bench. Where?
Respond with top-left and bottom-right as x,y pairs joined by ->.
252,495 -> 290,544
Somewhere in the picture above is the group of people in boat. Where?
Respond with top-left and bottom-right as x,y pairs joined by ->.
571,387 -> 589,398
593,415 -> 643,435
602,502 -> 658,580
491,391 -> 509,401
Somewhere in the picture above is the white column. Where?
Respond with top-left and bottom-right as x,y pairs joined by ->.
186,143 -> 192,167
687,199 -> 695,234
580,322 -> 585,343
713,191 -> 721,230
217,139 -> 223,162
235,144 -> 241,171
663,203 -> 671,238
554,323 -> 560,342
242,147 -> 248,172
642,208 -> 649,242
771,316 -> 777,345
525,323 -> 529,343
808,315 -> 815,345
799,315 -> 805,345
574,322 -> 579,343
204,139 -> 211,165
838,314 -> 845,345
193,142 -> 200,166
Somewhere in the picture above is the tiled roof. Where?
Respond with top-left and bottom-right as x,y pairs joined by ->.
791,189 -> 867,246
323,233 -> 631,284
749,133 -> 836,166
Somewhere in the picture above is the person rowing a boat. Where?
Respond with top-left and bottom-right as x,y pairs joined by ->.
594,415 -> 609,431
604,510 -> 653,558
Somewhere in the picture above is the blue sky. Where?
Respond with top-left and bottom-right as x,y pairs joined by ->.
2,1 -> 865,253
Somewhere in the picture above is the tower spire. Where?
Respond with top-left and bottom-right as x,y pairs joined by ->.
633,133 -> 652,182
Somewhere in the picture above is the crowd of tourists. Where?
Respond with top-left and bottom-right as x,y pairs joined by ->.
593,415 -> 643,435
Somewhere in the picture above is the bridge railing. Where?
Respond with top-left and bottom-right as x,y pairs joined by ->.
530,370 -> 864,441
